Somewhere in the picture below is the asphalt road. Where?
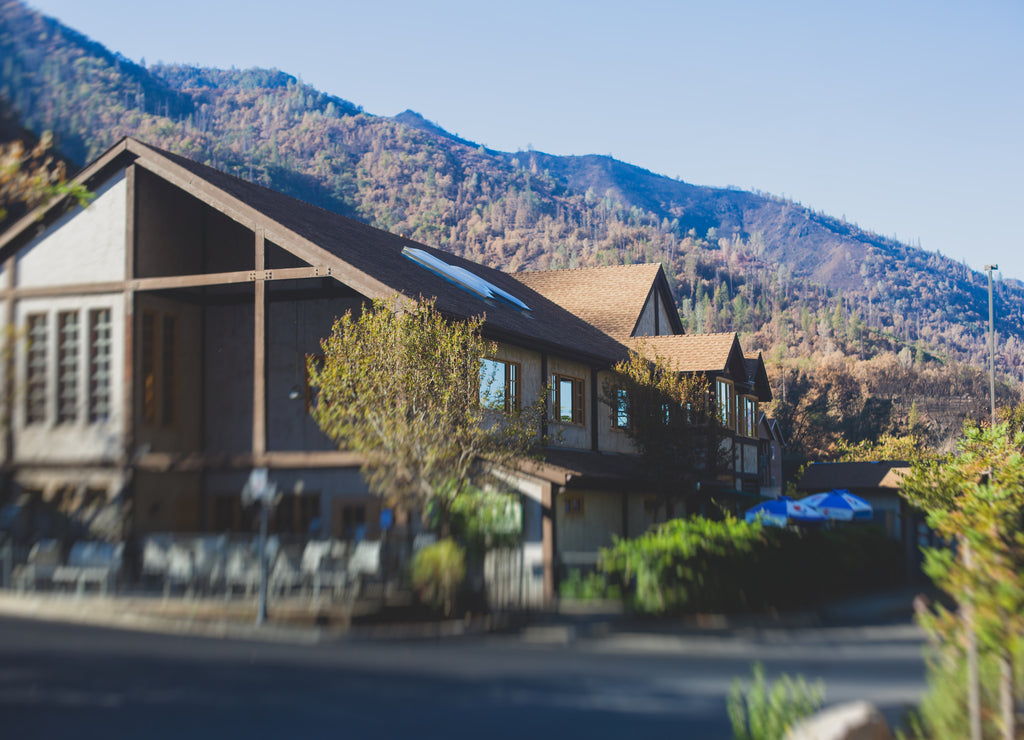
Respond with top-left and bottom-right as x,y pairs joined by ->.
0,616 -> 928,739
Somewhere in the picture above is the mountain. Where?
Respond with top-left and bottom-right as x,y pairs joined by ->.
0,0 -> 1019,458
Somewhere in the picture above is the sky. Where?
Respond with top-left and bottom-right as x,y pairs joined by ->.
26,0 -> 1024,280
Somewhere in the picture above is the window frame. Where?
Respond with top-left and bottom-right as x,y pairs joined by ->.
563,493 -> 585,517
611,386 -> 630,430
88,308 -> 112,423
479,357 -> 521,413
549,372 -> 585,426
56,310 -> 79,424
716,378 -> 736,431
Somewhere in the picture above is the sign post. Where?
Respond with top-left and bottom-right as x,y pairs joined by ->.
242,468 -> 279,626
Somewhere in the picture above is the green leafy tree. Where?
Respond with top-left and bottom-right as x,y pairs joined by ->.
308,297 -> 542,529
0,132 -> 91,220
602,342 -> 726,510
901,423 -> 1024,740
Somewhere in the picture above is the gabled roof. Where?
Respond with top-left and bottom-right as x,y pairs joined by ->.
744,353 -> 773,402
1,137 -> 630,366
513,263 -> 683,341
627,332 -> 747,380
797,461 -> 910,492
758,413 -> 786,445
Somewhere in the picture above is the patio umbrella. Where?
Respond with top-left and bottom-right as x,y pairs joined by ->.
798,489 -> 873,522
744,496 -> 827,527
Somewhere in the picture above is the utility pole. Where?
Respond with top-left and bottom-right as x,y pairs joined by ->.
985,264 -> 998,425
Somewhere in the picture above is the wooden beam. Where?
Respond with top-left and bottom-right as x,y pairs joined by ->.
253,229 -> 266,459
542,481 -> 556,606
134,449 -> 364,473
3,255 -> 15,465
123,164 -> 137,470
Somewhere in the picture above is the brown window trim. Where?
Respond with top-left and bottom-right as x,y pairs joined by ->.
550,372 -> 585,426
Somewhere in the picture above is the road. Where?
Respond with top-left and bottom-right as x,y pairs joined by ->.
0,616 -> 927,739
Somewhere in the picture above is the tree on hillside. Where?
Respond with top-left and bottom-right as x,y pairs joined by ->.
901,423 -> 1024,740
602,343 -> 727,511
0,132 -> 90,220
308,297 -> 542,529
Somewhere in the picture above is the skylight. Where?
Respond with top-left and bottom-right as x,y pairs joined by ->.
402,247 -> 531,312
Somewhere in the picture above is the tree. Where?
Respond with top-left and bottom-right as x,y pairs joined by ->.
902,423 -> 1024,740
0,132 -> 91,221
308,297 -> 541,528
602,342 -> 726,510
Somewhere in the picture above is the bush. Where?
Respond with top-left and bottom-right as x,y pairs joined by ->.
728,662 -> 825,740
598,515 -> 904,616
409,538 -> 466,616
559,569 -> 621,601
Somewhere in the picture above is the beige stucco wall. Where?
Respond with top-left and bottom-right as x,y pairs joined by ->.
17,173 -> 127,287
13,294 -> 126,463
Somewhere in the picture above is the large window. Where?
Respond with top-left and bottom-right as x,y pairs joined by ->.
88,309 -> 112,422
57,311 -> 79,424
550,373 -> 584,425
739,396 -> 758,438
25,313 -> 48,424
716,378 -> 735,431
141,309 -> 177,428
479,358 -> 520,413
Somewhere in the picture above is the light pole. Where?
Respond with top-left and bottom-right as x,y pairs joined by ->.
984,264 -> 998,425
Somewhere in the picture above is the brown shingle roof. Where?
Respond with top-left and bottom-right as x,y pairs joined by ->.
797,461 -> 910,492
513,264 -> 666,341
111,139 -> 631,366
627,333 -> 740,373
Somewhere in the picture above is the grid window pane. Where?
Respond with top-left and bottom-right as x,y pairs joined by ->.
57,311 -> 79,423
25,314 -> 47,424
89,309 -> 112,423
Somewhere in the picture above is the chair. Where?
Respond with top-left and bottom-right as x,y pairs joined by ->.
52,541 -> 124,595
13,539 -> 61,592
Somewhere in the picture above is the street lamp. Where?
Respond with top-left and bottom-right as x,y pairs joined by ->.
984,264 -> 998,426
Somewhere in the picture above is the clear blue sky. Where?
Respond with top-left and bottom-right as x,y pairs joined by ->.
27,0 -> 1024,280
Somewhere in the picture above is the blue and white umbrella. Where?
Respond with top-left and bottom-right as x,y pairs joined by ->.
745,496 -> 827,527
798,489 -> 873,522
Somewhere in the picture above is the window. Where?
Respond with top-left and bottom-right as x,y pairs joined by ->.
57,311 -> 79,423
161,315 -> 177,427
480,358 -> 520,412
141,311 -> 157,426
25,313 -> 47,424
739,396 -> 757,438
549,373 -> 584,425
716,378 -> 735,431
612,387 -> 630,429
141,309 -> 177,428
89,309 -> 112,422
563,493 -> 584,517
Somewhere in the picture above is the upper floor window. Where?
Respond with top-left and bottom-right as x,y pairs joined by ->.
739,396 -> 758,438
612,387 -> 630,429
57,311 -> 79,424
141,309 -> 177,428
25,313 -> 47,425
480,358 -> 520,413
88,309 -> 112,423
716,378 -> 735,431
550,373 -> 584,425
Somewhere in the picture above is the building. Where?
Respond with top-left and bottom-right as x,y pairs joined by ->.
0,137 -> 775,604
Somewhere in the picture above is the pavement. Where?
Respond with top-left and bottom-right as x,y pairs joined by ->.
0,583 -> 932,646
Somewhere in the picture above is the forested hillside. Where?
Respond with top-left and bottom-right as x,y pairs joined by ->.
0,0 -> 1019,462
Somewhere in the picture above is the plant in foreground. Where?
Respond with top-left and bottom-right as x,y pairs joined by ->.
728,662 -> 825,740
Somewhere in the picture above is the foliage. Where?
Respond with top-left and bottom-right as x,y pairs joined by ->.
558,569 -> 621,602
900,422 -> 1024,738
601,343 -> 725,504
728,662 -> 825,740
409,538 -> 466,616
599,515 -> 903,616
308,297 -> 541,522
904,649 -> 1007,740
834,433 -> 930,464
0,131 -> 91,220
446,483 -> 522,553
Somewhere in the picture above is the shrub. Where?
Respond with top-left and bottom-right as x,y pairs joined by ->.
598,515 -> 904,616
409,538 -> 466,616
728,662 -> 825,740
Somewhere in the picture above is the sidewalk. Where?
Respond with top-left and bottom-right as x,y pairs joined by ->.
0,583 -> 930,648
